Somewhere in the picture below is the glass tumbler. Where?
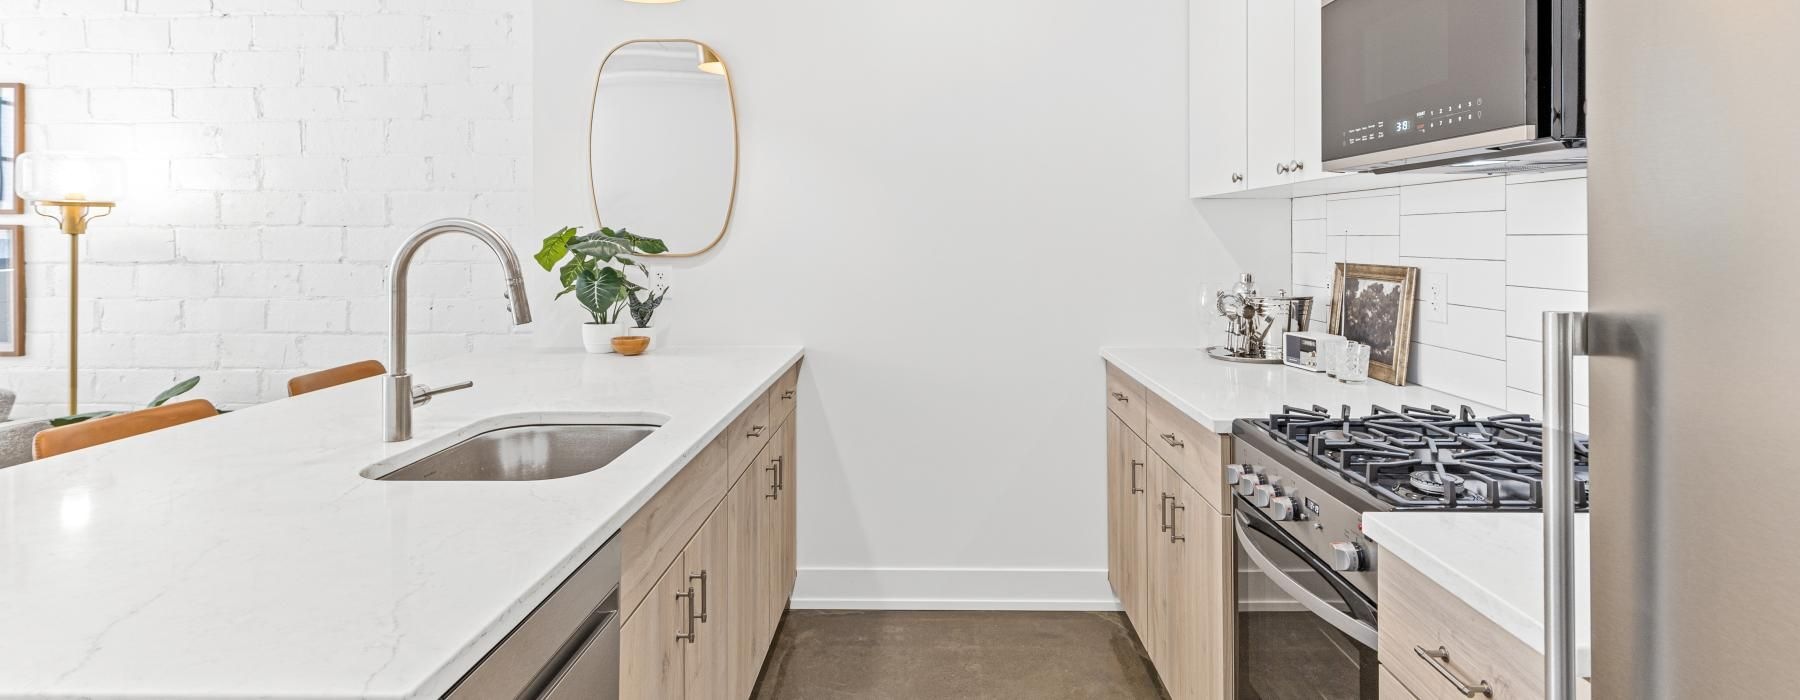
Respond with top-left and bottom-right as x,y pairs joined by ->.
1339,342 -> 1371,383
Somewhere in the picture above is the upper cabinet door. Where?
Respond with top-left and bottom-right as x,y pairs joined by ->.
1246,0 -> 1296,190
1291,0 -> 1343,184
1189,0 -> 1249,198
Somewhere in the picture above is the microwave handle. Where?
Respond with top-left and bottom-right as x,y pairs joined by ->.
1233,511 -> 1378,648
1542,311 -> 1587,700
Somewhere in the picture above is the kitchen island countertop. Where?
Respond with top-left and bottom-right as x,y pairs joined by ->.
0,346 -> 803,699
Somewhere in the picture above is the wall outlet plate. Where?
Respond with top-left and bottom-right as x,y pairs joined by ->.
649,265 -> 672,292
1421,272 -> 1449,324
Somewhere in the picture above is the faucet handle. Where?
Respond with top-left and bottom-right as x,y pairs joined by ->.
412,380 -> 473,406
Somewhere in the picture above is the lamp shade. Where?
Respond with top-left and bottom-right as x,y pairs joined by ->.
16,151 -> 126,205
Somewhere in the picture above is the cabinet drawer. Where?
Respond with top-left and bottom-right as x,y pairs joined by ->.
1143,390 -> 1229,512
1103,363 -> 1146,436
1379,664 -> 1421,699
1379,555 -> 1543,700
771,362 -> 800,426
728,392 -> 772,480
619,434 -> 726,623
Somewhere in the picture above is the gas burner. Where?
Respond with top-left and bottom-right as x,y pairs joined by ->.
1252,403 -> 1590,512
1409,470 -> 1464,496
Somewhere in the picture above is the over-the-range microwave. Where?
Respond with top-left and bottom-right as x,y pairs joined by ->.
1321,0 -> 1585,175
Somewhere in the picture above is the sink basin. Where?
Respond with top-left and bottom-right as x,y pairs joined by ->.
378,424 -> 657,481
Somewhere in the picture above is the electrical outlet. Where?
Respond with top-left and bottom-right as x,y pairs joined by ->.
1421,272 -> 1449,324
649,265 -> 673,292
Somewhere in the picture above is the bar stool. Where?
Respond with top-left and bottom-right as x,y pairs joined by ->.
33,399 -> 220,459
287,360 -> 386,397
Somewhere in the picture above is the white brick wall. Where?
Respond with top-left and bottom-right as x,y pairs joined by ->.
1291,171 -> 1591,431
0,0 -> 532,418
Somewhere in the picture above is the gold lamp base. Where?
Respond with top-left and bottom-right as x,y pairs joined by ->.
30,200 -> 113,416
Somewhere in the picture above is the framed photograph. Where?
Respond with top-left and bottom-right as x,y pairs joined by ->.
0,225 -> 21,356
0,83 -> 20,215
1328,262 -> 1418,386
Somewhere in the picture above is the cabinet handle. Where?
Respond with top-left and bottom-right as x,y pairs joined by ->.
1160,493 -> 1174,533
1129,460 -> 1144,494
688,570 -> 710,623
1169,500 -> 1186,543
1231,173 -> 1244,183
1160,433 -> 1185,448
1276,162 -> 1290,174
781,390 -> 795,399
766,464 -> 780,499
1290,160 -> 1306,173
747,424 -> 766,439
674,588 -> 697,642
1414,646 -> 1494,698
772,455 -> 785,490
1110,391 -> 1129,403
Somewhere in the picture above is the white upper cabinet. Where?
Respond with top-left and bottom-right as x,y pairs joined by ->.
1189,0 -> 1248,197
1190,0 -> 1341,197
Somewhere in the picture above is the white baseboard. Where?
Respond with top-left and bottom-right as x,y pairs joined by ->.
789,567 -> 1121,611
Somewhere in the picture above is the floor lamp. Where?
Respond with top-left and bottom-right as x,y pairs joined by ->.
16,151 -> 125,416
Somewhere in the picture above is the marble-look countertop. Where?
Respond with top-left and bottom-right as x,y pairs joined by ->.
1363,513 -> 1592,679
0,346 -> 804,699
1100,346 -> 1502,433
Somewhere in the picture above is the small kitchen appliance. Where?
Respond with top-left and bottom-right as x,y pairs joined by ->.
1229,403 -> 1588,699
1282,331 -> 1345,373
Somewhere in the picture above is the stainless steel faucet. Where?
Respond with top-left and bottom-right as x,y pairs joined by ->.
386,218 -> 533,442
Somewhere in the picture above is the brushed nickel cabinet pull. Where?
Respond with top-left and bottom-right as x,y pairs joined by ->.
1129,460 -> 1144,494
1231,173 -> 1244,183
748,424 -> 766,438
765,464 -> 780,499
674,588 -> 697,642
1160,494 -> 1174,533
1414,646 -> 1494,698
1291,160 -> 1306,172
1161,433 -> 1185,448
772,456 -> 785,490
781,390 -> 795,399
1110,391 -> 1129,402
688,570 -> 710,623
1169,501 -> 1186,543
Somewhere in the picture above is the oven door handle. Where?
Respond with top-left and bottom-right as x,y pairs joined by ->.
1234,511 -> 1379,649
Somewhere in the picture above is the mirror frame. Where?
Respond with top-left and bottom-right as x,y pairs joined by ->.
586,39 -> 740,258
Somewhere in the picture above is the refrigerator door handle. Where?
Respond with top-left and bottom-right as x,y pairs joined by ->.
1542,311 -> 1588,700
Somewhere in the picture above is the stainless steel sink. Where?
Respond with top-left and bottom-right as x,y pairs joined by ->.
378,424 -> 657,481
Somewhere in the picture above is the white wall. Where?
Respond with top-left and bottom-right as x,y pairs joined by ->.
0,0 -> 533,417
1291,171 -> 1590,430
535,0 -> 1289,608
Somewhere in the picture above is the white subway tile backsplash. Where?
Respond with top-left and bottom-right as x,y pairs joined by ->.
1507,235 -> 1587,291
1327,195 -> 1401,236
1506,337 -> 1591,405
1398,211 -> 1506,260
1505,287 -> 1588,341
1291,174 -> 1588,412
1399,177 -> 1506,215
1507,178 -> 1587,235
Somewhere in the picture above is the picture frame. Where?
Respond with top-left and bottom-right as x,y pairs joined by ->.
1328,262 -> 1418,386
0,225 -> 22,357
0,83 -> 20,215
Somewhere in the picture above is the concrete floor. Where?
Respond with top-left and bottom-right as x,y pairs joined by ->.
750,610 -> 1168,699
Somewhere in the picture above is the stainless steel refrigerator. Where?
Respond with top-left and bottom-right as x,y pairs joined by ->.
1544,1 -> 1800,697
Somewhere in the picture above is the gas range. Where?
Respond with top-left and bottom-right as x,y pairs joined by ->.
1227,404 -> 1590,601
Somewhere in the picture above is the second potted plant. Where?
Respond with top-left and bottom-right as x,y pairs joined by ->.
535,226 -> 668,353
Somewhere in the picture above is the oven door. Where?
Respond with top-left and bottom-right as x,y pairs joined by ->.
1234,502 -> 1379,700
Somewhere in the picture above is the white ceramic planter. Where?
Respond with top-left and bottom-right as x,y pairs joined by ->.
581,323 -> 624,353
629,326 -> 658,349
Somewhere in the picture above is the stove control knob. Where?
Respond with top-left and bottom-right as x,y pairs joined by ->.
1330,541 -> 1366,572
1236,473 -> 1266,496
1251,483 -> 1279,507
1224,464 -> 1247,485
1268,496 -> 1300,521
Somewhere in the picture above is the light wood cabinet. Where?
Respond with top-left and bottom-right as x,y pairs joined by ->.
1107,361 -> 1232,700
620,361 -> 802,700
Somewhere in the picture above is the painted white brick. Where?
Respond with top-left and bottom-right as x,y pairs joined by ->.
261,227 -> 345,261
217,51 -> 301,86
387,49 -> 468,84
86,18 -> 171,51
216,122 -> 303,156
183,298 -> 266,332
134,333 -> 222,368
340,86 -> 424,119
136,264 -> 221,298
301,263 -> 384,297
137,0 -> 213,15
175,88 -> 258,122
91,88 -> 173,121
219,263 -> 303,297
4,18 -> 84,51
129,123 -> 217,156
296,332 -> 383,368
263,156 -> 344,189
301,50 -> 383,87
300,120 -> 384,154
220,334 -> 305,369
176,228 -> 262,262
97,299 -> 183,333
221,192 -> 305,226
268,299 -> 348,332
300,192 -> 386,226
171,157 -> 259,191
128,191 -> 220,227
470,119 -> 525,155
431,154 -> 514,191
424,83 -> 511,119
426,13 -> 511,50
169,16 -> 252,50
133,53 -> 216,87
87,229 -> 178,264
386,119 -> 467,154
261,87 -> 340,119
252,16 -> 338,50
47,53 -> 132,87
389,191 -> 472,225
347,156 -> 430,190
341,14 -> 424,49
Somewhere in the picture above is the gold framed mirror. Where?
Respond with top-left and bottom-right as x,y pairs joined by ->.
587,39 -> 739,258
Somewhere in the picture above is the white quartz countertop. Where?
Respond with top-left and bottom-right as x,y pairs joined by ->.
0,346 -> 803,699
1100,346 -> 1502,433
1363,513 -> 1592,679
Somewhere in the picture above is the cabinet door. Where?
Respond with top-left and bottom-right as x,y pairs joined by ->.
1108,415 -> 1151,626
1290,0 -> 1343,184
778,415 -> 798,598
1189,0 -> 1249,197
684,509 -> 731,699
621,553 -> 690,700
1144,457 -> 1175,689
755,427 -> 787,654
1107,414 -> 1127,607
1168,473 -> 1229,700
1246,0 -> 1296,190
726,467 -> 765,698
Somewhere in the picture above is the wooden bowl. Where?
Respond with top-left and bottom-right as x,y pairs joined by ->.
612,335 -> 651,356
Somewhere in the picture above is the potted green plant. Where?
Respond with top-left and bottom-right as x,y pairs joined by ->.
626,285 -> 668,348
535,226 -> 668,353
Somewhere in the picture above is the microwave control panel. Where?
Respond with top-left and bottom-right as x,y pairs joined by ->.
1341,97 -> 1487,147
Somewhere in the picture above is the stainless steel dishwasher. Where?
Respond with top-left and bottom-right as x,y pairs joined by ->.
446,535 -> 621,699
